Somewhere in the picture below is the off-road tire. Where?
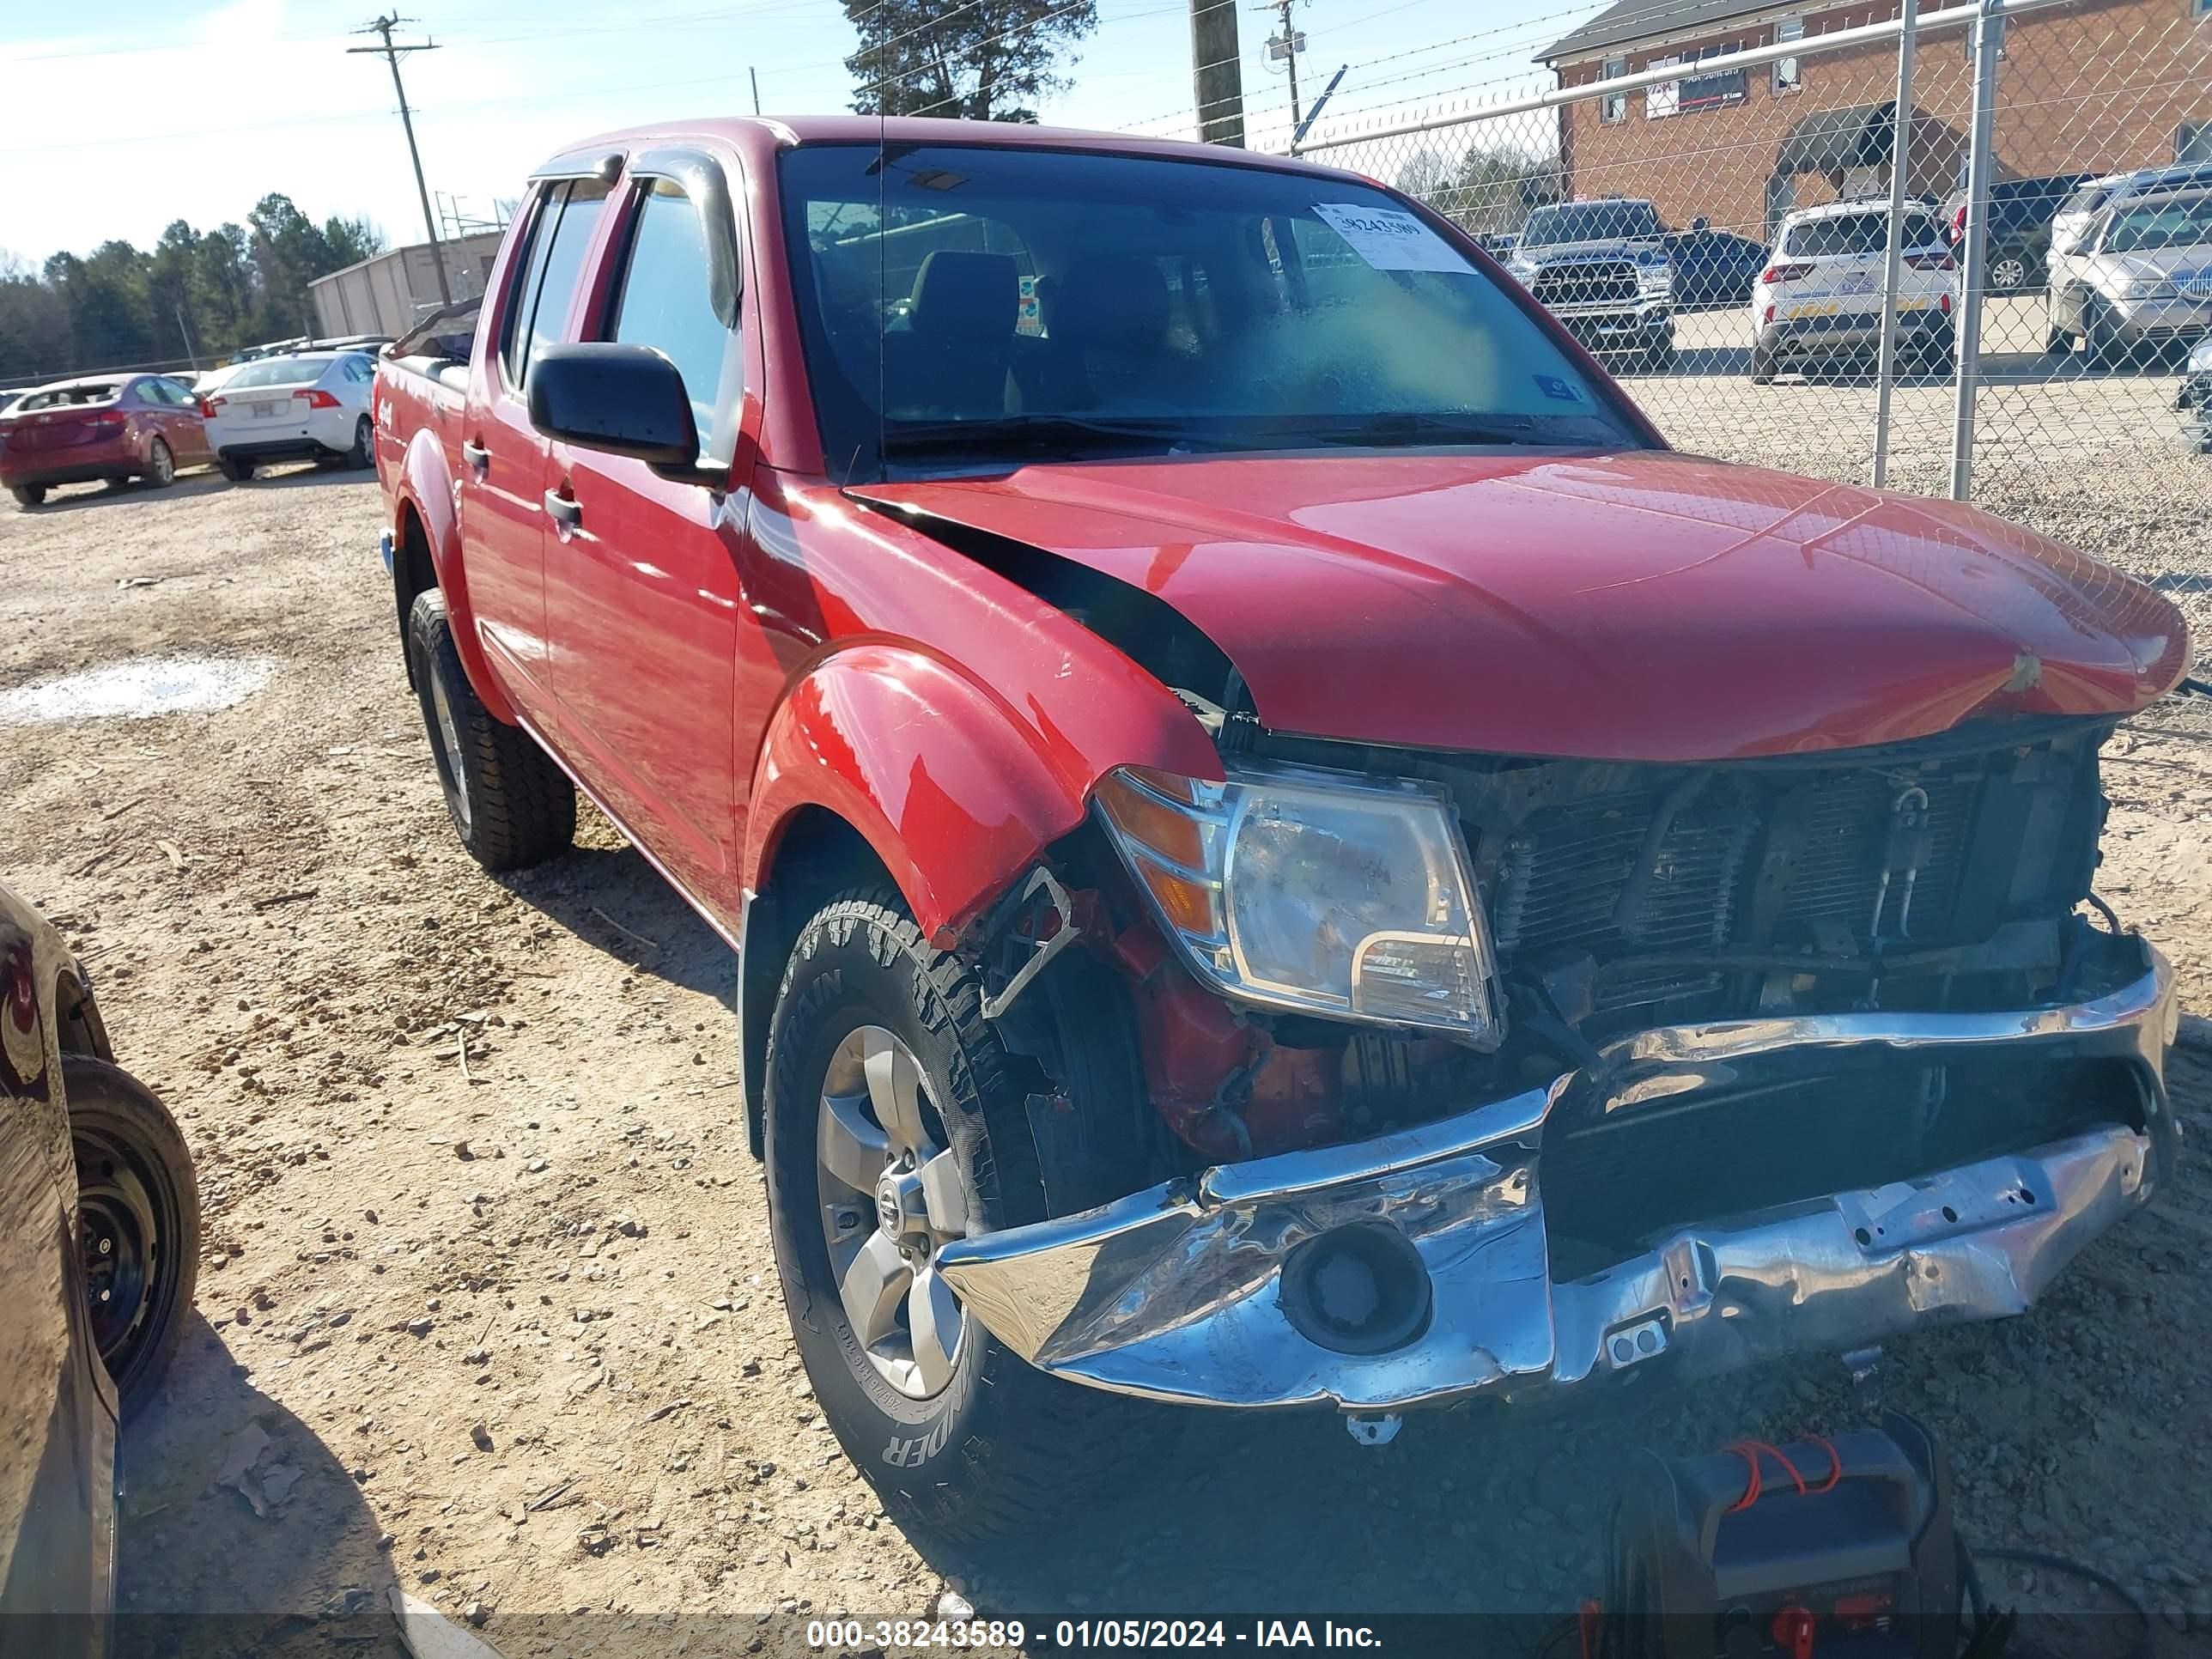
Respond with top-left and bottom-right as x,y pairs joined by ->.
218,453 -> 255,483
763,888 -> 1166,1544
348,416 -> 374,470
68,1057 -> 200,1419
9,484 -> 46,507
404,587 -> 574,872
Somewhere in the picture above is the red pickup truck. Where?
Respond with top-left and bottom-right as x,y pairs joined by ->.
374,115 -> 2189,1538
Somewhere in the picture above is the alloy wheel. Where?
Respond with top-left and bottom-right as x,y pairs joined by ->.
426,671 -> 473,836
814,1025 -> 969,1399
1990,255 -> 2027,293
149,440 -> 173,485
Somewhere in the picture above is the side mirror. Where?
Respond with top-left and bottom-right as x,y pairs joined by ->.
528,343 -> 702,477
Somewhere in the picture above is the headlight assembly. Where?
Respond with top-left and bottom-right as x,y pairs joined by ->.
1094,760 -> 1503,1045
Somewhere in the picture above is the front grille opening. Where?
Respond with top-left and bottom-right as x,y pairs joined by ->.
1542,1054 -> 2143,1279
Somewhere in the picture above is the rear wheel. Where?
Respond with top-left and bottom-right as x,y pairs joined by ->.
405,587 -> 574,871
1988,252 -> 2028,293
1749,343 -> 1777,385
9,484 -> 46,507
347,416 -> 374,470
763,889 -> 1164,1543
143,437 -> 175,489
70,1058 -> 200,1419
2045,321 -> 2073,357
218,453 -> 255,483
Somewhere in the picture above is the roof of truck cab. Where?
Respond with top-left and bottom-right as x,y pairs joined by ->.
538,115 -> 1361,181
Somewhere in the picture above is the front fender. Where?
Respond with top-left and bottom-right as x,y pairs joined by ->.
742,646 -> 1085,945
394,425 -> 516,725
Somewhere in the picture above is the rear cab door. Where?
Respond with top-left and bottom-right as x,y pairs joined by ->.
539,143 -> 758,915
459,171 -> 614,724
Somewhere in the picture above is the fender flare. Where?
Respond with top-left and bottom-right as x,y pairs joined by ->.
741,645 -> 1089,946
393,426 -> 517,725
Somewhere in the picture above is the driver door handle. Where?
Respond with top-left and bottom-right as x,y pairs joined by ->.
460,439 -> 490,471
543,488 -> 581,531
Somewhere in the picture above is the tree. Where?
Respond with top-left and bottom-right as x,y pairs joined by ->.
842,0 -> 1098,122
0,191 -> 387,380
1396,142 -> 1561,238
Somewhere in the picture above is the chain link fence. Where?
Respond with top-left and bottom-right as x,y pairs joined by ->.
1269,0 -> 2212,528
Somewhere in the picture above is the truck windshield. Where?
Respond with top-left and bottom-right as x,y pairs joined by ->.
1518,202 -> 1662,246
777,143 -> 1640,477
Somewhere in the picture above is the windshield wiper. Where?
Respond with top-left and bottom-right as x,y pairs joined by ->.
1302,411 -> 1553,447
882,415 -> 1214,459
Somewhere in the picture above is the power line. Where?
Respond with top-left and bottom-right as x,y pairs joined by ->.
347,14 -> 452,306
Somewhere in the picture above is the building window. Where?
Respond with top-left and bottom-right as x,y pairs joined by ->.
1646,56 -> 1682,119
1601,57 -> 1627,124
1774,15 -> 1803,91
2182,121 -> 2212,164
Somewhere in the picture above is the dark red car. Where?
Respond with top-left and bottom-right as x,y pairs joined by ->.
0,374 -> 214,507
374,116 -> 2190,1540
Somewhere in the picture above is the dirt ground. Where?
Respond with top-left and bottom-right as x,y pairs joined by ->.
4,458 -> 2212,1659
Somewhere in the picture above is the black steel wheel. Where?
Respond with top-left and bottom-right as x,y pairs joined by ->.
69,1058 -> 200,1417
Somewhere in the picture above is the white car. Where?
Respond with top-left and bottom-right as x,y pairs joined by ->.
1750,202 -> 1956,383
2051,164 -> 2212,260
204,352 -> 377,480
2047,187 -> 2212,365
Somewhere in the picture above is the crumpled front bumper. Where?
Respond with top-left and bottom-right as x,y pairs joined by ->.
937,935 -> 2177,1413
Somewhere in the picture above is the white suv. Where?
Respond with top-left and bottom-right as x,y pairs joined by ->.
1751,203 -> 1956,384
204,352 -> 376,480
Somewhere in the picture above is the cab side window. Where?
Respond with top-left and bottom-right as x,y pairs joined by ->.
606,178 -> 736,449
499,179 -> 611,391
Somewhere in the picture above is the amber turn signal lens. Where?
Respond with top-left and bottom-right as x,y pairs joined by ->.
1095,770 -> 1207,873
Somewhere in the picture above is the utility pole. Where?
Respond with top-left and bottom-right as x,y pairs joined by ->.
349,14 -> 452,306
750,66 -> 762,115
1189,0 -> 1246,148
1264,0 -> 1304,138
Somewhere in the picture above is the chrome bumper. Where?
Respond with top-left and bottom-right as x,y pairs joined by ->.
937,937 -> 2177,1413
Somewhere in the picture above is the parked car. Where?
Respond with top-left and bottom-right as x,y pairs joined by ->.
1505,198 -> 1675,367
1943,171 -> 2094,292
1752,201 -> 1956,382
0,882 -> 201,1648
2047,187 -> 2212,366
0,386 -> 34,416
0,374 -> 214,506
204,350 -> 377,479
1662,219 -> 1769,309
375,116 -> 2187,1541
2052,163 -> 2212,260
2182,333 -> 2212,451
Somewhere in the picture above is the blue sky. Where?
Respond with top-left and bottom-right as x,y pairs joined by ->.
0,0 -> 1603,266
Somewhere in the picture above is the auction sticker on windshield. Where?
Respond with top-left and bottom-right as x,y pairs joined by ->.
1310,203 -> 1472,273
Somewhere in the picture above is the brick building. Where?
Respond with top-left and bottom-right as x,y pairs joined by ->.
1540,0 -> 2212,239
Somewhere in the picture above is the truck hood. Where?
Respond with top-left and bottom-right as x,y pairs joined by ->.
854,448 -> 2190,762
1513,239 -> 1656,264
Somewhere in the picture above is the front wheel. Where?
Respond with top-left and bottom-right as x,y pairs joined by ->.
404,587 -> 574,871
1988,252 -> 2028,294
763,889 -> 1163,1542
9,484 -> 46,507
218,453 -> 254,483
70,1058 -> 200,1419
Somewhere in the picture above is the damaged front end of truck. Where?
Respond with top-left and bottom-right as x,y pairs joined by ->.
945,713 -> 2180,1428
